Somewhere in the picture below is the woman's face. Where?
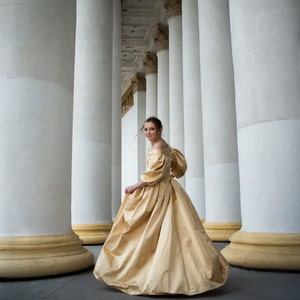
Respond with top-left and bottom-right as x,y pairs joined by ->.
143,121 -> 162,143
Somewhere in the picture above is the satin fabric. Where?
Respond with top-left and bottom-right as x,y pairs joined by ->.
94,147 -> 228,295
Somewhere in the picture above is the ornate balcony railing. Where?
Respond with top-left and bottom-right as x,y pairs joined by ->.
121,84 -> 134,117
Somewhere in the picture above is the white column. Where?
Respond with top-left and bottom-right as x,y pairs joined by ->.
0,0 -> 93,278
198,0 -> 241,241
182,0 -> 205,219
112,0 -> 122,219
222,0 -> 300,270
143,52 -> 158,117
154,24 -> 170,141
165,1 -> 184,151
122,74 -> 146,193
72,0 -> 113,244
145,73 -> 157,117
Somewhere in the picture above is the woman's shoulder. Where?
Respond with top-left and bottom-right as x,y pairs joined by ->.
150,140 -> 169,151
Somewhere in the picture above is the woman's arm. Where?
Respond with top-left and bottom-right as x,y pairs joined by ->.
125,181 -> 146,193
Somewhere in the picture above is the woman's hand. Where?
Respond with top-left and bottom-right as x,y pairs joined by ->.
125,184 -> 137,194
125,181 -> 146,194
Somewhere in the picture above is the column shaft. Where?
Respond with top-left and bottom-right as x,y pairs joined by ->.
145,73 -> 158,117
143,52 -> 158,117
154,24 -> 170,141
72,0 -> 113,244
121,74 -> 146,194
182,0 -> 205,218
166,3 -> 184,151
198,0 -> 241,240
112,0 -> 122,219
0,0 -> 93,278
157,50 -> 170,141
222,0 -> 300,270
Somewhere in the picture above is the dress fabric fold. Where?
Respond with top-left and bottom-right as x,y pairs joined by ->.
94,146 -> 229,295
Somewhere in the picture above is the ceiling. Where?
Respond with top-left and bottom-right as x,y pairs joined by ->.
121,0 -> 167,94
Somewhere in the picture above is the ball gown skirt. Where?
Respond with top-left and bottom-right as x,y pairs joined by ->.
94,147 -> 229,295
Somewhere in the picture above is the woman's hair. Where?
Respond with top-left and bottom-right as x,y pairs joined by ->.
141,116 -> 163,131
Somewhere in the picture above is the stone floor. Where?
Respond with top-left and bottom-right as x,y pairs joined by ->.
1,243 -> 300,300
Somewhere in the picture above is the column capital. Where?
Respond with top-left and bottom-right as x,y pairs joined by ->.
153,23 -> 169,51
143,52 -> 158,75
164,0 -> 182,19
131,72 -> 146,93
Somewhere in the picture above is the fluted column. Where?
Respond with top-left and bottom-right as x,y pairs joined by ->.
72,0 -> 113,244
111,0 -> 122,219
222,0 -> 300,270
164,0 -> 184,151
154,24 -> 170,141
198,0 -> 241,241
182,0 -> 205,219
143,51 -> 158,117
0,0 -> 93,278
122,73 -> 146,193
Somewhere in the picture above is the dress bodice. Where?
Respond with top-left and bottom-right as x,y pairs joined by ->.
141,147 -> 187,186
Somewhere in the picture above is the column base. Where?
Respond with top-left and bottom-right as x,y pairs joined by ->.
221,231 -> 300,270
72,223 -> 112,244
203,222 -> 241,241
0,233 -> 94,278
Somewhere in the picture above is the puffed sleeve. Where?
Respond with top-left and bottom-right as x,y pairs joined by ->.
140,151 -> 169,186
171,148 -> 187,178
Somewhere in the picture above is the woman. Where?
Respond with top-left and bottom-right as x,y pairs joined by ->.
94,116 -> 228,295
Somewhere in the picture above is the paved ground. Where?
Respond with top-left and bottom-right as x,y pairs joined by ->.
1,243 -> 300,300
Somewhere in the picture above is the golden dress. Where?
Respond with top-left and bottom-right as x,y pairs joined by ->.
94,146 -> 228,295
